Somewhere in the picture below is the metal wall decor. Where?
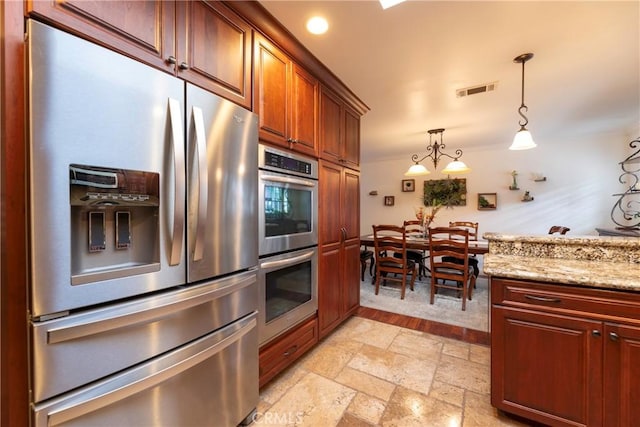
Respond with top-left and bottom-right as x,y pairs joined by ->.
610,137 -> 640,228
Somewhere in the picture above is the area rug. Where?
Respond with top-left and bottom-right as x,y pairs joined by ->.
359,274 -> 489,332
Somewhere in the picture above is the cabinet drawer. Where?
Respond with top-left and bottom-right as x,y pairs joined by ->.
259,316 -> 318,387
492,278 -> 640,322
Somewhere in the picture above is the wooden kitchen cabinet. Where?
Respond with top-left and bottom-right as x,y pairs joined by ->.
28,0 -> 252,108
603,322 -> 640,427
491,277 -> 640,427
319,85 -> 360,170
318,161 -> 360,338
253,33 -> 318,157
259,315 -> 318,388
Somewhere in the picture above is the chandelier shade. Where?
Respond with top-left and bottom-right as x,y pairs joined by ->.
405,163 -> 430,176
405,128 -> 470,176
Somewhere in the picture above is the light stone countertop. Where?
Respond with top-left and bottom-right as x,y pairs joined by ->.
482,232 -> 640,292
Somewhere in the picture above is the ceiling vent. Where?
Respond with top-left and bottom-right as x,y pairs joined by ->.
456,81 -> 498,98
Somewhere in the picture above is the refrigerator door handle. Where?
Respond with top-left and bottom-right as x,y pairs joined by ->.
46,271 -> 256,344
41,314 -> 257,426
191,106 -> 208,262
168,98 -> 185,266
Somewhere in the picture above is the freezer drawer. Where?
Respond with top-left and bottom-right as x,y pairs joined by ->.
32,312 -> 258,427
32,270 -> 257,402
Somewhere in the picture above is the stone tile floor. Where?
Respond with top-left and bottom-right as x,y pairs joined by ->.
257,316 -> 530,426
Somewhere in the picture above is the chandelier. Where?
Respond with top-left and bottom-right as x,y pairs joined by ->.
510,52 -> 537,150
405,128 -> 470,176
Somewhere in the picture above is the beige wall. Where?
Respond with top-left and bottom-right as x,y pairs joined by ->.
360,128 -> 637,238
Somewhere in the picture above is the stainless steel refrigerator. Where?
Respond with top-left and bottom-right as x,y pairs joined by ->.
28,20 -> 259,426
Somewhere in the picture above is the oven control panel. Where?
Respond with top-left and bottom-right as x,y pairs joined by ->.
258,144 -> 318,180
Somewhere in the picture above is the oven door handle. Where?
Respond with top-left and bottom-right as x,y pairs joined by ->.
191,105 -> 208,262
260,174 -> 317,187
260,249 -> 315,270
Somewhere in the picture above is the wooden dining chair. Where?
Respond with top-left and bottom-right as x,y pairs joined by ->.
428,226 -> 476,311
372,224 -> 417,299
444,221 -> 480,278
402,220 -> 429,279
548,225 -> 570,235
360,246 -> 375,282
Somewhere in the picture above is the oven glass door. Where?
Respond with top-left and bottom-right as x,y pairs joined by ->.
259,171 -> 318,255
259,247 -> 318,345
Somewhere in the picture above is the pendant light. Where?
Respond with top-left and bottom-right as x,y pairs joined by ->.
405,128 -> 470,176
509,53 -> 537,150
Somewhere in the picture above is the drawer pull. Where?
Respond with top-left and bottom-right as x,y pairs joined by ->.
592,330 -> 601,337
609,332 -> 619,341
524,294 -> 561,303
283,345 -> 299,357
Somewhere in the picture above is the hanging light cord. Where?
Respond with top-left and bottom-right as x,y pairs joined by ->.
518,59 -> 529,128
514,53 -> 533,130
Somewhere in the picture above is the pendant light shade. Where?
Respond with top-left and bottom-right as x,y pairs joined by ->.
441,159 -> 471,174
405,163 -> 430,176
510,128 -> 536,150
510,53 -> 536,150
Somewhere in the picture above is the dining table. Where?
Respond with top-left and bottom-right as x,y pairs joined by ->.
359,234 -> 489,255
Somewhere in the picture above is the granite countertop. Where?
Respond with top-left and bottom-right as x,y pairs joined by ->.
482,233 -> 640,292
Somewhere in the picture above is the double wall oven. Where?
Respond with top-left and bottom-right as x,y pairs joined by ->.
258,144 -> 318,345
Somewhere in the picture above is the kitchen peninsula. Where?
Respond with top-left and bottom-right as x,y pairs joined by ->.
484,232 -> 640,427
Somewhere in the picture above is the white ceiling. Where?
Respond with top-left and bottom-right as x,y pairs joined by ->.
258,1 -> 640,163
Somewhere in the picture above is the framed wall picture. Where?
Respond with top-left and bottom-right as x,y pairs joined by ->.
401,179 -> 415,192
384,196 -> 395,206
423,178 -> 467,206
478,193 -> 497,210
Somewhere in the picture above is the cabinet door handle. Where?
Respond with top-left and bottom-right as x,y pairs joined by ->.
609,332 -> 619,341
592,330 -> 601,337
283,344 -> 299,357
179,61 -> 189,70
524,294 -> 561,303
167,56 -> 177,65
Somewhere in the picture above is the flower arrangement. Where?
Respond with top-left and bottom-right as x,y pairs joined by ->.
414,200 -> 444,229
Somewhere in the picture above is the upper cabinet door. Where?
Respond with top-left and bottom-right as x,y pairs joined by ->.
253,34 -> 318,156
177,1 -> 252,110
290,63 -> 318,157
319,85 -> 361,170
343,105 -> 361,169
319,86 -> 342,163
27,0 -> 176,73
253,33 -> 291,147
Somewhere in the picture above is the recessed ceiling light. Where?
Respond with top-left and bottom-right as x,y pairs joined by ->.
380,0 -> 406,10
306,16 -> 328,35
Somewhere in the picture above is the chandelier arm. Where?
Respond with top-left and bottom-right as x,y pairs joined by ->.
409,128 -> 468,172
411,153 -> 429,163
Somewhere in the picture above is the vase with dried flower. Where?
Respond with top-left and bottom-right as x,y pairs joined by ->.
415,202 -> 443,235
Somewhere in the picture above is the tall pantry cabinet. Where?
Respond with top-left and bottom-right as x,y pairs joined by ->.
317,83 -> 362,339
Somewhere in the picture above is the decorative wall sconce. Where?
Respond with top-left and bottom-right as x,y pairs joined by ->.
509,53 -> 537,150
405,128 -> 470,176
